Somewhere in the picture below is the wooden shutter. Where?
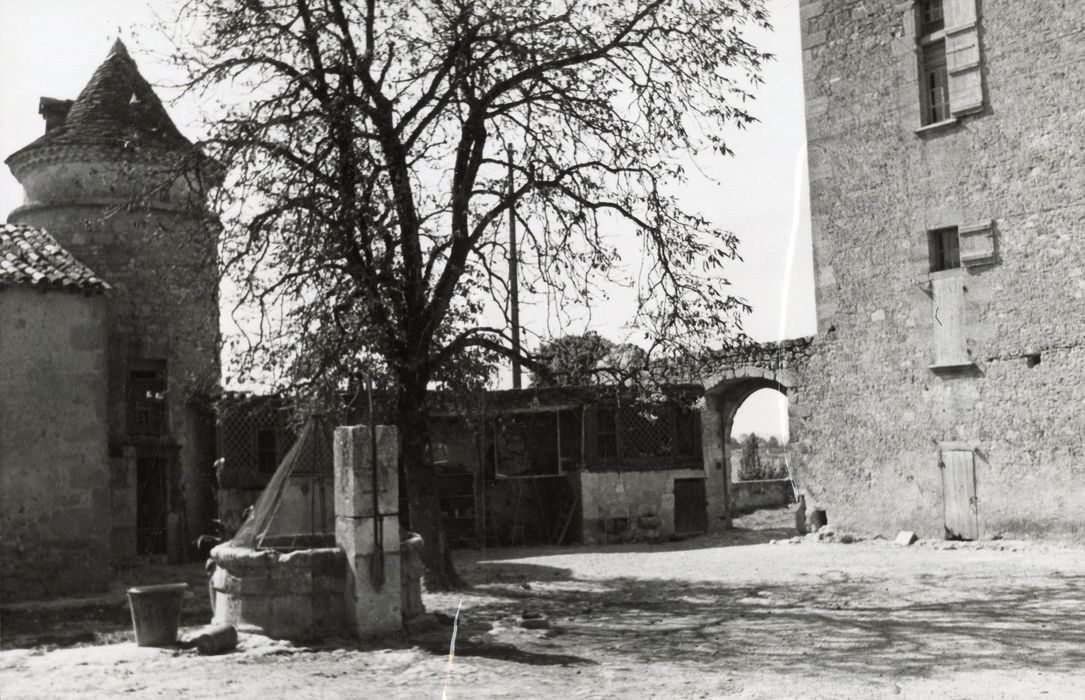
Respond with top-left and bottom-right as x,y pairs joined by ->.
930,270 -> 970,367
958,221 -> 996,267
944,0 -> 984,115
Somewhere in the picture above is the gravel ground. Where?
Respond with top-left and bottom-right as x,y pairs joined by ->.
2,510 -> 1084,699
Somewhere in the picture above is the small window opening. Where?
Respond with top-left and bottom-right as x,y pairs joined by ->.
127,361 -> 167,437
1026,353 -> 1042,368
929,227 -> 961,272
920,0 -> 945,35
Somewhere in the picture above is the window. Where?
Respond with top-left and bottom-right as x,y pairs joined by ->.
256,428 -> 279,474
127,360 -> 167,436
917,1 -> 949,125
919,0 -> 944,34
920,41 -> 950,125
915,0 -> 984,126
596,407 -> 618,459
928,226 -> 960,272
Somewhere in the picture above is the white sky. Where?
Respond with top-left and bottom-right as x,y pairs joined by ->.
0,0 -> 815,440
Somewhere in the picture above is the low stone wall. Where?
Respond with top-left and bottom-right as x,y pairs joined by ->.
210,543 -> 349,641
580,469 -> 705,544
731,479 -> 795,515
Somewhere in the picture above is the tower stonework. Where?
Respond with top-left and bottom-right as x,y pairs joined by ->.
5,40 -> 221,556
793,1 -> 1085,539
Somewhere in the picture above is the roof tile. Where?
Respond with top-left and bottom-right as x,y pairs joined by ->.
0,223 -> 110,293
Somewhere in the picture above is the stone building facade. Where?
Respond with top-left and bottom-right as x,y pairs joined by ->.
1,225 -> 112,598
5,40 -> 220,561
790,0 -> 1085,539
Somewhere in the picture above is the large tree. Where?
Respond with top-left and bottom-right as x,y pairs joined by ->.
170,0 -> 768,587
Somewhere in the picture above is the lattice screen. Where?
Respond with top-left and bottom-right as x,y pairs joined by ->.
617,405 -> 673,459
217,398 -> 299,486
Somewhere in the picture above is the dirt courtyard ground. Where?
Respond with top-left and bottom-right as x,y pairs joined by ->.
2,511 -> 1084,699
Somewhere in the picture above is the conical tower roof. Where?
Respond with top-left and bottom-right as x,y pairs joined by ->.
7,39 -> 192,162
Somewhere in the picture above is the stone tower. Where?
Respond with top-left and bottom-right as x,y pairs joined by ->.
5,40 -> 220,556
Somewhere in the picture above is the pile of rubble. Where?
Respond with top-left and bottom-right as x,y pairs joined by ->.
770,524 -> 859,545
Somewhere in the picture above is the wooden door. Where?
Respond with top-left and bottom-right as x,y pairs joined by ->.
941,450 -> 978,540
673,478 -> 707,535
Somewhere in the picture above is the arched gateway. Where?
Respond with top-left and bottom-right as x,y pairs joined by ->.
699,338 -> 813,530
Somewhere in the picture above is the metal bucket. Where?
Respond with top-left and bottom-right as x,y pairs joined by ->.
127,583 -> 188,646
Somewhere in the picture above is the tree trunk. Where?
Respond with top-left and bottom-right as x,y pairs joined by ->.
397,374 -> 466,590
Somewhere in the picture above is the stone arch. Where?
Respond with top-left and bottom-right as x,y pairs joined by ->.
698,339 -> 812,530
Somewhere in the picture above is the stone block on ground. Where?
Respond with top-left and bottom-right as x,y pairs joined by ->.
895,531 -> 918,546
519,612 -> 550,630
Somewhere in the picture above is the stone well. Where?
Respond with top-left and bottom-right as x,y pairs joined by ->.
210,541 -> 348,640
209,425 -> 424,640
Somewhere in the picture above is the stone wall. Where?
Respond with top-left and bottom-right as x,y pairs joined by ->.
0,286 -> 111,599
109,446 -> 137,566
580,468 -> 705,543
732,479 -> 796,515
797,0 -> 1085,539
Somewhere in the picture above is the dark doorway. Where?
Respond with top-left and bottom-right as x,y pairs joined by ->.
127,359 -> 173,554
136,450 -> 172,554
673,478 -> 707,535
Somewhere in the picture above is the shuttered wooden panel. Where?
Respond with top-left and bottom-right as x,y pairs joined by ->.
945,0 -> 984,115
959,221 -> 996,266
941,450 -> 978,540
930,271 -> 969,366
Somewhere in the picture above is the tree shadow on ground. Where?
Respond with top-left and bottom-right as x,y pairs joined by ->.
456,526 -> 798,566
437,565 -> 1085,679
0,562 -> 212,650
411,634 -> 595,667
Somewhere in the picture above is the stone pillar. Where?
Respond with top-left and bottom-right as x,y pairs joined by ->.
701,394 -> 731,532
333,425 -> 402,637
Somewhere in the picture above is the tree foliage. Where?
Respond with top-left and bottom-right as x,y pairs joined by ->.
739,432 -> 762,480
168,0 -> 771,587
531,332 -> 615,387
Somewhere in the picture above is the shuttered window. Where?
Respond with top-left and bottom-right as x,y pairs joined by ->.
916,0 -> 984,126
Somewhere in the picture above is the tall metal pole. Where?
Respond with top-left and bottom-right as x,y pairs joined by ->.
506,143 -> 522,389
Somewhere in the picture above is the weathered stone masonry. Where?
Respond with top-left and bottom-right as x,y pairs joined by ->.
794,0 -> 1085,539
